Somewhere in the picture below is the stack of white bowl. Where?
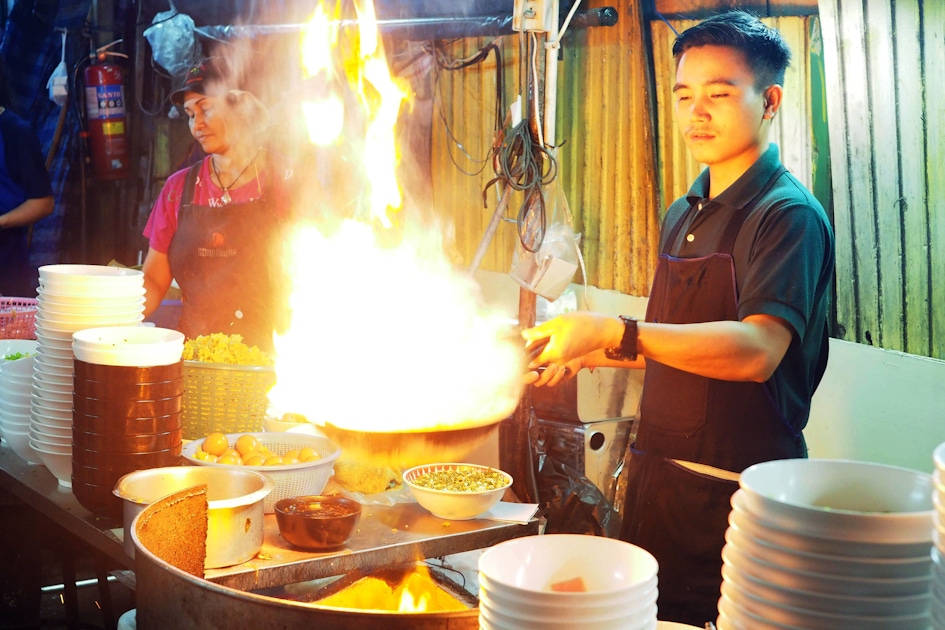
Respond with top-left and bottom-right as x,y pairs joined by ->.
932,443 -> 945,628
478,534 -> 659,630
718,458 -> 934,630
29,264 -> 145,486
0,340 -> 39,461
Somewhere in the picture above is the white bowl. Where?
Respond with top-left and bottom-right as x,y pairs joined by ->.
721,577 -> 931,630
717,592 -> 794,630
479,534 -> 659,603
30,407 -> 72,430
480,574 -> 657,620
0,339 -> 38,360
39,264 -> 143,287
72,326 -> 183,367
35,311 -> 143,328
721,542 -> 931,598
37,298 -> 144,316
31,386 -> 73,405
30,391 -> 72,414
0,386 -> 33,408
4,428 -> 41,464
725,524 -> 931,579
30,431 -> 71,450
0,348 -> 36,373
30,440 -> 72,487
728,491 -> 932,559
0,372 -> 34,388
721,561 -> 932,617
403,462 -> 511,520
934,442 -> 945,472
739,459 -> 933,543
31,422 -> 71,439
479,601 -> 657,630
37,284 -> 145,302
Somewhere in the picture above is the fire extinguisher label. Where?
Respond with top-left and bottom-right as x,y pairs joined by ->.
85,84 -> 125,119
101,120 -> 125,136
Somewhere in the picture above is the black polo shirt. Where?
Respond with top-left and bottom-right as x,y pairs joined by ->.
659,144 -> 835,434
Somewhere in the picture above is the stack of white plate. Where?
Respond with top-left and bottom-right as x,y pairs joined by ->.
0,341 -> 38,461
478,534 -> 659,630
29,264 -> 145,486
718,458 -> 934,630
932,443 -> 945,629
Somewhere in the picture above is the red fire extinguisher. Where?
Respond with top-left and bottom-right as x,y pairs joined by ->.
84,61 -> 130,181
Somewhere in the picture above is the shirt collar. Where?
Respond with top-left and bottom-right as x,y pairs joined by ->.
685,144 -> 782,210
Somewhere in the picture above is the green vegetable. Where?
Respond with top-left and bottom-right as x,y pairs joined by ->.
1,352 -> 30,360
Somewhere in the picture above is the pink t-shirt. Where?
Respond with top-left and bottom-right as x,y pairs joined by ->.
143,156 -> 293,254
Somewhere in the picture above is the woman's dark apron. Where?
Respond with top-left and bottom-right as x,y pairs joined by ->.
620,166 -> 805,626
167,162 -> 284,352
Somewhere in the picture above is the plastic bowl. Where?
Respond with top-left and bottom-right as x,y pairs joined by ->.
478,534 -> 659,604
403,462 -> 511,520
721,562 -> 932,618
721,542 -> 932,598
0,340 -> 38,362
728,491 -> 933,559
725,523 -> 932,579
181,432 -> 340,512
721,576 -> 932,630
31,441 -> 72,487
274,495 -> 361,551
738,459 -> 933,543
72,326 -> 183,367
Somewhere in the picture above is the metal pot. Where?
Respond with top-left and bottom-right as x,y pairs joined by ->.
113,466 -> 274,568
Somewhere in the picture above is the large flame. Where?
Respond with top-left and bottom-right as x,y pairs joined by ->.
269,2 -> 525,435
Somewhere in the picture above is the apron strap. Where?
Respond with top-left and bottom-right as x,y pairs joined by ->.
180,160 -> 203,208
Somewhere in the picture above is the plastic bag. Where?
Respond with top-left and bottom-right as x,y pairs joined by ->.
47,31 -> 68,106
510,179 -> 581,302
144,10 -> 200,77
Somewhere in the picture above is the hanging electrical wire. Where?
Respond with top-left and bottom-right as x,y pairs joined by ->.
483,31 -> 556,254
428,38 -> 504,177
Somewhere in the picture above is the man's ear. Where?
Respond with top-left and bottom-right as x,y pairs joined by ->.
762,85 -> 784,119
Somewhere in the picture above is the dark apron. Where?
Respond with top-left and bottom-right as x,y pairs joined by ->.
620,166 -> 805,626
167,162 -> 284,353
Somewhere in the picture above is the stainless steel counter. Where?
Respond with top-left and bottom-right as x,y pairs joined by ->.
0,443 -> 538,592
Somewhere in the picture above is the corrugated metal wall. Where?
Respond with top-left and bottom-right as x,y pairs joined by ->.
430,0 -> 661,297
429,1 -> 945,361
819,0 -> 945,358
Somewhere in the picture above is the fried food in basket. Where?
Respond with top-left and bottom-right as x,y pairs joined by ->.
182,333 -> 273,365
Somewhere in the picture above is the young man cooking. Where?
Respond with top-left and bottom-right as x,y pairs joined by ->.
523,11 -> 835,625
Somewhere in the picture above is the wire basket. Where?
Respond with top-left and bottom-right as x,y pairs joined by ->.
181,361 -> 276,440
181,433 -> 341,512
0,297 -> 38,340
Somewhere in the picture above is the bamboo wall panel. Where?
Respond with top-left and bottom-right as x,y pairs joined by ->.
820,0 -> 944,358
430,0 -> 661,297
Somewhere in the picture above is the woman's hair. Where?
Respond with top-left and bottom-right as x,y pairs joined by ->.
672,10 -> 792,90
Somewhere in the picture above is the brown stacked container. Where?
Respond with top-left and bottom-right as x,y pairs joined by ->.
71,326 -> 185,519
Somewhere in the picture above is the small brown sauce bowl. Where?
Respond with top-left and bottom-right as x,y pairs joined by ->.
274,495 -> 361,551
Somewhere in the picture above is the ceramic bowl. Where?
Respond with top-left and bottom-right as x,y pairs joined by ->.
274,495 -> 361,551
403,462 -> 511,520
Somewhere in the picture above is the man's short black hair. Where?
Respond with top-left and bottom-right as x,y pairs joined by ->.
672,10 -> 792,90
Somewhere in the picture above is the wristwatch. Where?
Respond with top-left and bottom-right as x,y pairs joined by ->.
604,316 -> 638,361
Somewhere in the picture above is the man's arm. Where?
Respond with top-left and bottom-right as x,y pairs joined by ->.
524,311 -> 792,386
0,196 -> 54,229
636,314 -> 792,382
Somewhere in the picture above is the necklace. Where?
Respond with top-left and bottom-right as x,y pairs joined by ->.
211,150 -> 259,205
